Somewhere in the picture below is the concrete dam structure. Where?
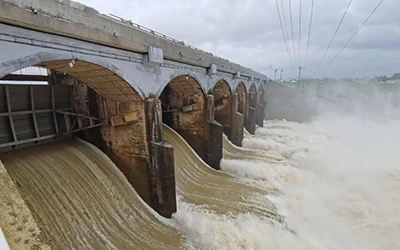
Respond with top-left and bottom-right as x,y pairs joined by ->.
0,0 -> 272,248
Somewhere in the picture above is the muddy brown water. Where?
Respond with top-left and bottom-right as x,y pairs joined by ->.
1,127 -> 280,249
1,140 -> 182,250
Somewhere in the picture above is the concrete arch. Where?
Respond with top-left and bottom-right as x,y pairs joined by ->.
156,72 -> 207,97
210,77 -> 233,92
160,75 -> 208,161
212,80 -> 232,137
258,83 -> 265,92
0,51 -> 145,100
235,82 -> 247,115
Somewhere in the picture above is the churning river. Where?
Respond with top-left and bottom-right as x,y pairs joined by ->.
2,115 -> 399,250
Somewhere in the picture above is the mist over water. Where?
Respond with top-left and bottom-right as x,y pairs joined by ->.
214,115 -> 400,250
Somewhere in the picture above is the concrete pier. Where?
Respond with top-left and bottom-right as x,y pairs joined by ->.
256,87 -> 266,127
145,98 -> 176,217
234,83 -> 247,145
205,95 -> 223,169
245,84 -> 258,134
230,93 -> 245,146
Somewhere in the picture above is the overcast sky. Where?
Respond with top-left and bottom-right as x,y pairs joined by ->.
76,0 -> 399,80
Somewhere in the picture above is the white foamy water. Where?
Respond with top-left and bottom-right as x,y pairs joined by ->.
179,116 -> 400,250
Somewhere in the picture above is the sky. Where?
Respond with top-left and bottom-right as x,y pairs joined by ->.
75,0 -> 399,80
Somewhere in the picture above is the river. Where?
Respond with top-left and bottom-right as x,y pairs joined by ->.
2,115 -> 399,249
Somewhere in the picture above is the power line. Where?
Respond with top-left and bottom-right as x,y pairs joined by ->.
280,0 -> 290,46
298,0 -> 302,65
280,0 -> 297,68
280,0 -> 294,64
304,0 -> 315,69
274,0 -> 296,69
288,0 -> 298,67
313,0 -> 353,74
321,0 -> 385,73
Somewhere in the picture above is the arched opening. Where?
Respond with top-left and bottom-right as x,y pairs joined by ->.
160,75 -> 208,161
0,59 -> 161,213
235,82 -> 247,115
249,83 -> 257,109
258,84 -> 265,104
0,59 -> 178,250
212,80 -> 232,137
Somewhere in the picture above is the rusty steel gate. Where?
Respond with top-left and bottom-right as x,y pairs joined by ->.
0,84 -> 102,152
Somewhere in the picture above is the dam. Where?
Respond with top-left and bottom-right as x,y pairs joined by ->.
0,0 -> 271,248
1,0 -> 399,249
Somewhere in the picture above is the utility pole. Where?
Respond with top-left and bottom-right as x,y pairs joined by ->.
280,69 -> 284,82
274,69 -> 278,81
298,66 -> 303,81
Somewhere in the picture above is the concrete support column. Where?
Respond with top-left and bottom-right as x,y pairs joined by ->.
256,91 -> 266,127
206,95 -> 215,122
145,98 -> 177,218
256,102 -> 266,127
247,107 -> 257,134
205,95 -> 223,170
245,93 -> 256,134
230,93 -> 244,146
245,92 -> 250,122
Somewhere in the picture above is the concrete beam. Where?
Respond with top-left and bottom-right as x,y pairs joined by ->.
0,0 -> 269,80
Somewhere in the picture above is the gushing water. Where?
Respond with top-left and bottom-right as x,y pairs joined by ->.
2,116 -> 399,249
216,116 -> 400,250
1,140 -> 182,249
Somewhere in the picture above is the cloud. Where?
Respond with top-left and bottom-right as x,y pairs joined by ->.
76,0 -> 399,79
